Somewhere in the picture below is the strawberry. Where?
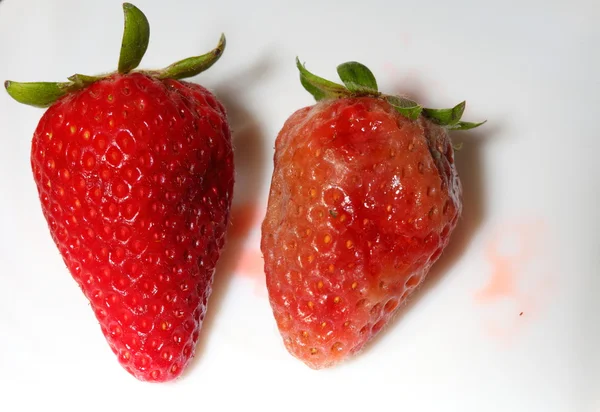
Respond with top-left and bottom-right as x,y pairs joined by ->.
261,59 -> 484,369
5,4 -> 234,382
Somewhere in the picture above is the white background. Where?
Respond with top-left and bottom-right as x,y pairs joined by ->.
0,0 -> 598,411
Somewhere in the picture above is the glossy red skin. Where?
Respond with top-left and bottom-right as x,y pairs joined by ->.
261,97 -> 461,369
30,73 -> 234,381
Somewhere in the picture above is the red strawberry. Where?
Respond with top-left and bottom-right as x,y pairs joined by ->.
5,4 -> 234,382
261,59 -> 484,369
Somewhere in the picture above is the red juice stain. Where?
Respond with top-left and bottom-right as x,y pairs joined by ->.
224,202 -> 267,295
235,248 -> 265,280
228,203 -> 263,238
475,219 -> 554,343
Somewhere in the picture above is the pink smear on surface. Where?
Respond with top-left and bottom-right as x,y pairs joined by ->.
228,203 -> 263,238
475,219 -> 554,343
226,203 -> 267,296
235,248 -> 265,281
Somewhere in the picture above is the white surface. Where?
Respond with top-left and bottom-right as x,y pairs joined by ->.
0,0 -> 598,410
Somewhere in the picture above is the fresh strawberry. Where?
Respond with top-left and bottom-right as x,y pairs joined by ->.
261,59 -> 484,369
5,4 -> 234,382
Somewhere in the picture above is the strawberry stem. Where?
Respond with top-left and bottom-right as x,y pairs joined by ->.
4,80 -> 76,108
68,74 -> 105,88
118,3 -> 150,74
295,58 -> 486,128
297,58 -> 350,101
336,62 -> 379,95
149,34 -> 226,80
422,101 -> 465,126
385,95 -> 422,120
448,120 -> 487,130
4,3 -> 227,109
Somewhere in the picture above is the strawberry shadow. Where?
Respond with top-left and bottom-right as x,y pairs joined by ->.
181,58 -> 272,377
345,124 -> 500,363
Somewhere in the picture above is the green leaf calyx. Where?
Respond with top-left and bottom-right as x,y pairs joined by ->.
336,61 -> 379,95
296,58 -> 349,101
118,3 -> 151,74
4,3 -> 226,109
296,58 -> 486,129
148,34 -> 226,80
4,81 -> 75,108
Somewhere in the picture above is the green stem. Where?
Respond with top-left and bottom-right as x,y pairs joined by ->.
4,81 -> 75,108
295,58 -> 486,128
118,3 -> 150,74
4,4 -> 227,109
149,34 -> 227,80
